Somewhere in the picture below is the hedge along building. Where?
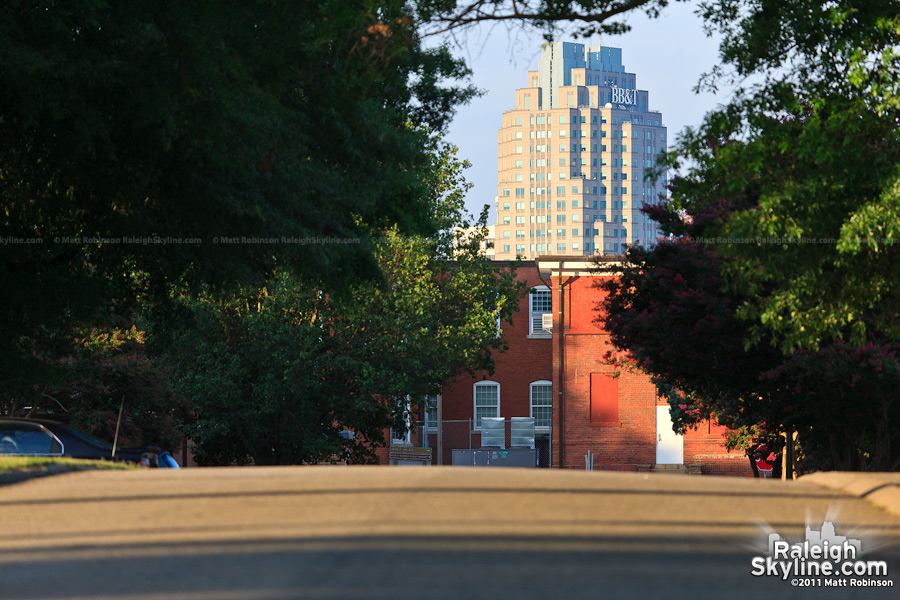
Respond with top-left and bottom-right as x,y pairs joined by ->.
407,258 -> 752,475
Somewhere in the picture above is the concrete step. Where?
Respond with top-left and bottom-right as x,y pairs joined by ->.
651,464 -> 690,474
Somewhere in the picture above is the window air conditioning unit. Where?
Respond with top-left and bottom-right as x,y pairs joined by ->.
541,313 -> 553,332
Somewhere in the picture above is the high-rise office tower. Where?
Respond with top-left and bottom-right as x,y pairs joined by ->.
493,42 -> 667,259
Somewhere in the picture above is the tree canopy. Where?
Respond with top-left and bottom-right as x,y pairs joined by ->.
600,208 -> 900,471
17,321 -> 185,451
599,0 -> 900,471
2,0 -> 678,454
169,145 -> 525,465
0,0 -> 478,390
671,0 -> 900,351
417,0 -> 680,37
10,0 -> 900,470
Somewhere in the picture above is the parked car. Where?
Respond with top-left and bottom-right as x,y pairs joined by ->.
0,419 -> 64,457
0,418 -> 179,467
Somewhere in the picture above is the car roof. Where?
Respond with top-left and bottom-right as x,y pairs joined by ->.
0,419 -> 52,430
1,418 -> 114,446
0,417 -> 63,425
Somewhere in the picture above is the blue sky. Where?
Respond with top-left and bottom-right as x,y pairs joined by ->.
434,2 -> 725,221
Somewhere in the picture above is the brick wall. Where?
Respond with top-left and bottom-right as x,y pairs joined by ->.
683,417 -> 754,476
382,261 -> 752,476
440,263 -> 553,425
548,270 -> 750,475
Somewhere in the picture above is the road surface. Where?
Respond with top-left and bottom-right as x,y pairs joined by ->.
1,466 -> 899,599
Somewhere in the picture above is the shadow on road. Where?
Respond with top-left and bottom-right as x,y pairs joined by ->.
6,534 -> 892,600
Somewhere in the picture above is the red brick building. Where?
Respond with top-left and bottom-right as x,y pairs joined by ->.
409,258 -> 751,475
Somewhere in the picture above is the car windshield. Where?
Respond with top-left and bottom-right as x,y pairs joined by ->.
53,423 -> 115,450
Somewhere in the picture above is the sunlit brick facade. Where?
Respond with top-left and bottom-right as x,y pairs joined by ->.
393,259 -> 752,476
536,257 -> 749,474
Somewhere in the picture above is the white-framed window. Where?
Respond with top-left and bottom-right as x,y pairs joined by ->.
420,394 -> 438,432
530,381 -> 553,428
529,286 -> 552,336
474,382 -> 500,428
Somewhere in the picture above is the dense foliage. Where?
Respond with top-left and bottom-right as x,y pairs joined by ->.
679,0 -> 900,351
11,0 -> 899,471
0,0 -> 475,391
600,214 -> 900,471
169,145 -> 525,465
600,1 -> 900,471
6,321 -> 185,450
3,0 -> 670,458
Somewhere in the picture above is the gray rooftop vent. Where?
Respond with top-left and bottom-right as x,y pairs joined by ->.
511,417 -> 536,449
480,417 -> 505,448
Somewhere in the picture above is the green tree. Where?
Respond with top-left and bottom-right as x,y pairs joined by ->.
599,1 -> 900,473
417,0 -> 680,37
672,2 -> 900,470
599,210 -> 900,472
0,0 -> 476,390
8,321 -> 185,451
1,0 -> 685,459
670,0 -> 900,351
597,233 -> 788,473
169,144 -> 525,465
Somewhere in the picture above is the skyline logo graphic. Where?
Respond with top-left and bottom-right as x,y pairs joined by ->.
751,521 -> 892,588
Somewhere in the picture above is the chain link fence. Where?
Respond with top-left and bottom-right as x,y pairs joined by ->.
391,419 -> 552,467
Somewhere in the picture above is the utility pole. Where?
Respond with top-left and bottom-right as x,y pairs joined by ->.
782,429 -> 794,481
437,393 -> 443,465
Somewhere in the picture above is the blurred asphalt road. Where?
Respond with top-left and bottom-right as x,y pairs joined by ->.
1,466 -> 899,599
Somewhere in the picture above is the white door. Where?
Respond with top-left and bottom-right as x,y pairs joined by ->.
656,405 -> 684,464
